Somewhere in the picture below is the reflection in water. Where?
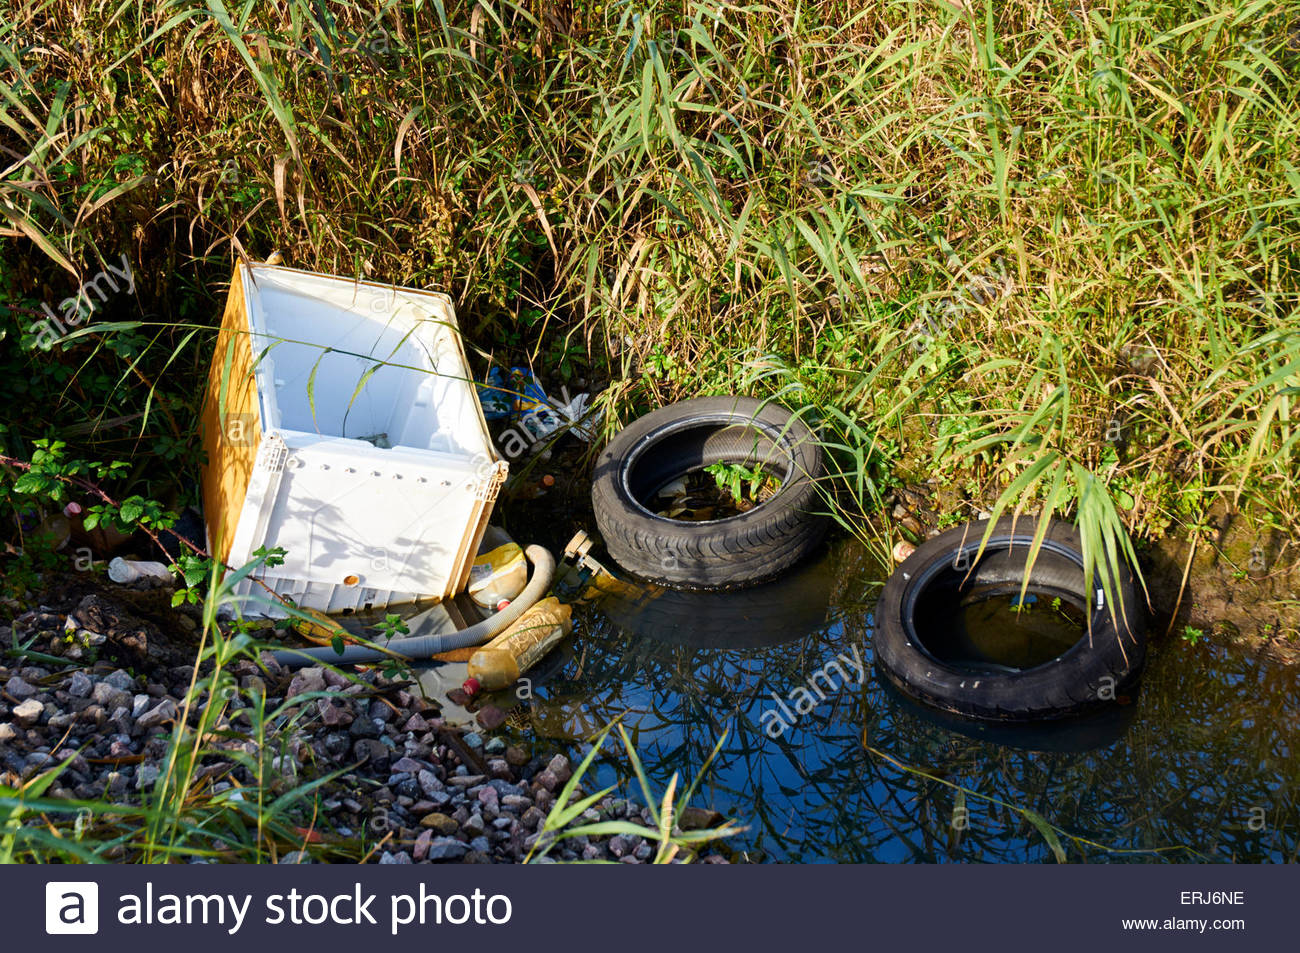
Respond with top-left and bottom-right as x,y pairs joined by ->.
512,540 -> 1300,863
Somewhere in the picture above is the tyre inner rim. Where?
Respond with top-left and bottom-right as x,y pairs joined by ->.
622,415 -> 795,526
901,538 -> 1110,675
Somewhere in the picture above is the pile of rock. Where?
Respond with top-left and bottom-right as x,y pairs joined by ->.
1,607 -> 729,864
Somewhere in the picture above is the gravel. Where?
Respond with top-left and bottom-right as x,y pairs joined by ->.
0,601 -> 730,866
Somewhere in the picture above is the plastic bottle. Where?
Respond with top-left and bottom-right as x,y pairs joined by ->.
464,597 -> 573,693
468,542 -> 528,609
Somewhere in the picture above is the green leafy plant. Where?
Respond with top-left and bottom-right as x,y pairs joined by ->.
704,461 -> 778,506
527,720 -> 740,864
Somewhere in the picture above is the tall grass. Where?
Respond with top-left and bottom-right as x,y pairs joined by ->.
2,0 -> 1298,594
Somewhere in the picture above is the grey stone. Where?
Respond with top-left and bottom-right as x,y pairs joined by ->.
316,698 -> 353,727
417,769 -> 443,796
469,836 -> 490,853
424,837 -> 469,861
104,670 -> 135,692
278,850 -> 313,864
545,754 -> 572,784
463,731 -> 483,749
412,829 -> 433,862
66,671 -> 93,698
270,755 -> 298,781
5,676 -> 38,700
486,778 -> 523,799
322,731 -> 350,760
13,699 -> 43,726
135,763 -> 161,791
484,736 -> 506,754
353,739 -> 390,766
25,752 -> 55,770
634,843 -> 654,861
608,835 -> 631,858
91,682 -> 130,711
287,667 -> 326,699
132,694 -> 152,718
0,722 -> 15,743
379,851 -> 412,864
534,768 -> 560,791
393,778 -> 421,800
463,813 -> 486,836
522,830 -> 555,851
136,699 -> 177,729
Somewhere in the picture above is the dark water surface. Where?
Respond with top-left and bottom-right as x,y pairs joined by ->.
509,540 -> 1299,863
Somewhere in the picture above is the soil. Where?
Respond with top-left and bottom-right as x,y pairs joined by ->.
1141,503 -> 1300,665
10,572 -> 207,675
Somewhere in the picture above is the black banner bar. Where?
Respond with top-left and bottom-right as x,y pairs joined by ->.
5,864 -> 1283,951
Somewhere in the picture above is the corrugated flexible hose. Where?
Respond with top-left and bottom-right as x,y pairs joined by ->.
271,544 -> 556,669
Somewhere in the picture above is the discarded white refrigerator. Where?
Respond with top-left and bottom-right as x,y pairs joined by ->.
199,262 -> 506,614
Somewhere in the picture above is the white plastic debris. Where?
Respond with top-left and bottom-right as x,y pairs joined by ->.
108,557 -> 174,584
553,391 -> 602,442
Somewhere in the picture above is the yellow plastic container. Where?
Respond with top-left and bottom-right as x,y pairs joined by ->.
466,597 -> 573,692
468,543 -> 528,610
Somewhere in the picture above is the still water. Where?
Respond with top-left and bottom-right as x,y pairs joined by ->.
499,540 -> 1298,863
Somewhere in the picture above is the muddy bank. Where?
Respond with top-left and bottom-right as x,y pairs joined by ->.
1141,503 -> 1300,665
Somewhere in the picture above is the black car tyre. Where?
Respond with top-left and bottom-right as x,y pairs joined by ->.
591,396 -> 827,589
874,517 -> 1146,721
